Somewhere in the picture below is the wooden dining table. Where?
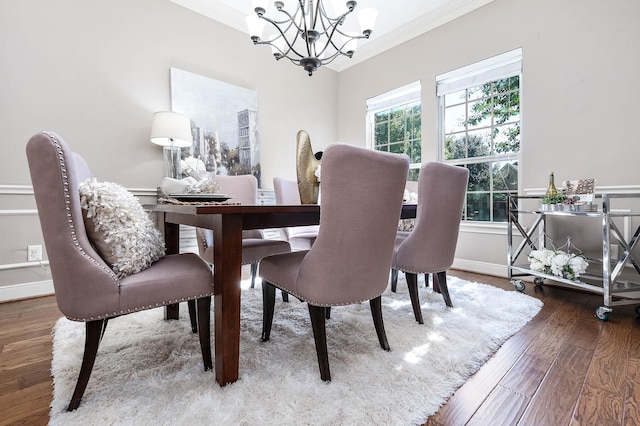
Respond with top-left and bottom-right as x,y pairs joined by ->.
148,202 -> 417,386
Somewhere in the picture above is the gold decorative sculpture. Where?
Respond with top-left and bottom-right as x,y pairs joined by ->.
296,130 -> 321,204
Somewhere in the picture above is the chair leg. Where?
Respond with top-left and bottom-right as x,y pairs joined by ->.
196,297 -> 213,371
67,319 -> 106,411
406,272 -> 424,324
308,304 -> 331,381
261,282 -> 276,342
390,269 -> 398,292
435,271 -> 453,308
188,299 -> 198,333
325,307 -> 331,319
281,290 -> 289,303
432,273 -> 441,293
369,296 -> 390,351
425,273 -> 430,287
250,262 -> 258,289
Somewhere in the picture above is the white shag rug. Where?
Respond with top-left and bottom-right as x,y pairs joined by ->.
49,275 -> 542,425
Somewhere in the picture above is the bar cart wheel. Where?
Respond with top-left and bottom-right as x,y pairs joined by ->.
512,280 -> 526,292
595,306 -> 612,321
534,277 -> 544,286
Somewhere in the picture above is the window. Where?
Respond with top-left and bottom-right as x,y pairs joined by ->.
437,49 -> 522,222
367,81 -> 421,180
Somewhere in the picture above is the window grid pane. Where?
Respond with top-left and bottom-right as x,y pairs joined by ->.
442,75 -> 520,223
373,101 -> 421,166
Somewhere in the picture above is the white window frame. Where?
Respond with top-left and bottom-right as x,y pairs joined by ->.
366,81 -> 422,176
436,48 -> 522,224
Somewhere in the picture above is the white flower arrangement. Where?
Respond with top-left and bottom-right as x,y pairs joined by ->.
528,248 -> 589,280
180,156 -> 206,179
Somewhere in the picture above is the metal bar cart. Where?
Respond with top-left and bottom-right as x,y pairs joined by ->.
507,193 -> 640,320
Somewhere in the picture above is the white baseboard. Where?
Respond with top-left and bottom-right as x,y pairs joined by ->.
0,280 -> 54,302
452,258 -> 508,278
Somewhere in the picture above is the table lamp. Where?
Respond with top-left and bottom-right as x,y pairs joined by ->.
150,111 -> 193,178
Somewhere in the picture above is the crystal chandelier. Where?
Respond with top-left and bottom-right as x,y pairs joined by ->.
246,1 -> 378,76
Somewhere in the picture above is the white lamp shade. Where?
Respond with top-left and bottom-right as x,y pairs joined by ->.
330,0 -> 348,15
150,111 -> 192,148
246,15 -> 265,39
357,8 -> 378,33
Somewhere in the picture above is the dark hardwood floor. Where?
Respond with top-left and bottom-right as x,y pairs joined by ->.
1,270 -> 639,425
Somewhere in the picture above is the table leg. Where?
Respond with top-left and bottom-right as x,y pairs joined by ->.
164,220 -> 180,320
213,214 -> 243,386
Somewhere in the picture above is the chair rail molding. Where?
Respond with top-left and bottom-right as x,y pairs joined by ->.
0,184 -> 34,195
0,184 -> 158,197
0,209 -> 38,215
524,184 -> 640,195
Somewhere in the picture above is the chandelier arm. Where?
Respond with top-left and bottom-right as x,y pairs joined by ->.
313,7 -> 354,39
259,14 -> 308,60
248,0 -> 372,75
321,17 -> 344,54
256,37 -> 307,62
259,13 -> 302,35
318,49 -> 352,67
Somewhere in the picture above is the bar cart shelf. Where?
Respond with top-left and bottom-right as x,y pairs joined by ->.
507,194 -> 640,321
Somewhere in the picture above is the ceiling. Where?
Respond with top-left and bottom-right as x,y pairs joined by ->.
170,0 -> 495,72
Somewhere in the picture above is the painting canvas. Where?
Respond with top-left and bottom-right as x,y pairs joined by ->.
170,67 -> 260,185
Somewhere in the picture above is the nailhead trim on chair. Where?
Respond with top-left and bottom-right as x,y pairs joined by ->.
264,279 -> 383,308
395,266 -> 449,275
64,292 -> 215,322
44,132 -> 215,322
44,131 -> 120,284
43,132 -> 218,322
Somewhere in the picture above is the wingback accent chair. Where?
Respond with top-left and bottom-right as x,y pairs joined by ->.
195,174 -> 291,289
272,177 -> 319,250
392,162 -> 469,324
26,132 -> 214,411
260,143 -> 409,381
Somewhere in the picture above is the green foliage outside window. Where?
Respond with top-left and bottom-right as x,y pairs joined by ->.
443,76 -> 520,222
374,101 -> 421,181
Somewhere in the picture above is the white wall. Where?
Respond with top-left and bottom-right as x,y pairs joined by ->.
0,0 -> 338,299
338,0 -> 640,275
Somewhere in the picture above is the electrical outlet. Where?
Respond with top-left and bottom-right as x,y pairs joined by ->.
27,245 -> 42,262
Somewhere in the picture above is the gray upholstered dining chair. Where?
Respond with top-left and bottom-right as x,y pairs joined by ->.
272,177 -> 318,250
260,143 -> 409,381
26,131 -> 214,411
391,162 -> 469,324
195,174 -> 291,289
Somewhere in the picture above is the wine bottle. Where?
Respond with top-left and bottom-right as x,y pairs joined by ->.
545,172 -> 558,197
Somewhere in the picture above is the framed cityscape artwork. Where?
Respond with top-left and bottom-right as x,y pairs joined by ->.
170,67 -> 261,186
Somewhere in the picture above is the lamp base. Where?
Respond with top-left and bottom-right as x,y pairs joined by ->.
163,146 -> 181,179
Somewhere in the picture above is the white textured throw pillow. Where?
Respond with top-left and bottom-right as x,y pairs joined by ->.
79,178 -> 165,278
